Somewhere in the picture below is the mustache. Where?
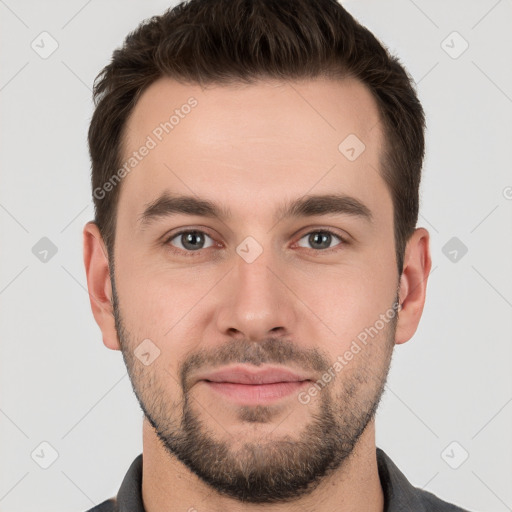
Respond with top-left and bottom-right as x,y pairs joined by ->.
180,337 -> 330,393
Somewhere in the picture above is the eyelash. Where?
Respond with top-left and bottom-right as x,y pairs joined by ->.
163,228 -> 348,257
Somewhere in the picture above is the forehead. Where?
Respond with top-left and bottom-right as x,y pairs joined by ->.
118,76 -> 389,225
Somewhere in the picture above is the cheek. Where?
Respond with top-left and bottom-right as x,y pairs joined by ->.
114,249 -> 199,325
292,260 -> 397,346
114,264 -> 215,368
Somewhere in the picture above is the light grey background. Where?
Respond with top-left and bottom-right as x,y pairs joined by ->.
1,1 -> 511,511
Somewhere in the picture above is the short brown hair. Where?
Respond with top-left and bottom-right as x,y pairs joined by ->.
88,0 -> 425,275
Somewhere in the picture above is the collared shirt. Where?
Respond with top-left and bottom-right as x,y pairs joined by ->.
85,448 -> 472,511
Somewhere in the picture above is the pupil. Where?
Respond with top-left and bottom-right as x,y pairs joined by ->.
184,231 -> 203,250
311,232 -> 330,249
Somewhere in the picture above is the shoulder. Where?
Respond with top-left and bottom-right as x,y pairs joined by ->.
83,453 -> 143,512
376,448 -> 472,512
83,497 -> 117,512
409,486 -> 472,511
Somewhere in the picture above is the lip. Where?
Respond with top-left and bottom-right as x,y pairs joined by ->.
196,365 -> 312,385
195,365 -> 312,405
203,381 -> 310,404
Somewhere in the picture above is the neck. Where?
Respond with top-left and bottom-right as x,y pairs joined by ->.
141,418 -> 384,512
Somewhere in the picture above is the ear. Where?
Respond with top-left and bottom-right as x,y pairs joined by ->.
395,227 -> 432,345
83,221 -> 121,351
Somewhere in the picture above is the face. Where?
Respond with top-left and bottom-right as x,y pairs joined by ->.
110,77 -> 401,502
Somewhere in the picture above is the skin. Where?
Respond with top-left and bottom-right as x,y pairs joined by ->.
83,76 -> 431,512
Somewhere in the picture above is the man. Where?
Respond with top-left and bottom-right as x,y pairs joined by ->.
82,0 -> 471,510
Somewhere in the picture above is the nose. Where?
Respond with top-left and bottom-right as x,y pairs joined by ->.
214,245 -> 299,342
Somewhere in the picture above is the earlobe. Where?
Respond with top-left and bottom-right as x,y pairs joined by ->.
395,227 -> 432,345
83,221 -> 121,351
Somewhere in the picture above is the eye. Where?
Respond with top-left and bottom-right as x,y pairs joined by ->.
296,229 -> 346,251
166,230 -> 216,253
163,228 -> 347,257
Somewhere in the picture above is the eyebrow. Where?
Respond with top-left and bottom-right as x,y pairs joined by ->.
137,191 -> 373,229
